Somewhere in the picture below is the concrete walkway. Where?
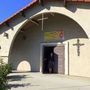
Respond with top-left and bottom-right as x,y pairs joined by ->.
8,72 -> 90,90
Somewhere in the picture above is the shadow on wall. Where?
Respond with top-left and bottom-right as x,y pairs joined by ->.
65,3 -> 90,13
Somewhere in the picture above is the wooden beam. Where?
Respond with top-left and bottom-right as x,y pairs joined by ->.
20,11 -> 26,17
64,0 -> 67,7
5,22 -> 11,27
5,22 -> 14,30
30,19 -> 39,26
39,0 -> 44,6
50,13 -> 54,16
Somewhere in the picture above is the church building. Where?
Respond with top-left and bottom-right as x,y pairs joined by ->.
0,0 -> 90,77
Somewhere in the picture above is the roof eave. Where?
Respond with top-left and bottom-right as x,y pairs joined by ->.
0,0 -> 90,26
0,0 -> 38,26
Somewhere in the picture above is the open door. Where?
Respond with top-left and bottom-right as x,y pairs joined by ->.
54,44 -> 65,74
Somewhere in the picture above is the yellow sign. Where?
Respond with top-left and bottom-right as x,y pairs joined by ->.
44,31 -> 64,41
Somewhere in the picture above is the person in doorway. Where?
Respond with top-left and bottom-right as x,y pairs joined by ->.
48,52 -> 55,73
43,58 -> 48,73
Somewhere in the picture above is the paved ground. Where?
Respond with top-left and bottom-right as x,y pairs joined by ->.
8,72 -> 90,90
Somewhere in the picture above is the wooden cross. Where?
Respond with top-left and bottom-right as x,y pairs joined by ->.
38,13 -> 48,30
73,39 -> 84,56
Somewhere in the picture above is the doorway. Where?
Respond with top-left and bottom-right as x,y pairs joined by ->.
41,43 -> 65,74
42,46 -> 58,74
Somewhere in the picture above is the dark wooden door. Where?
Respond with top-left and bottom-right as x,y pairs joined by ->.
54,44 -> 65,74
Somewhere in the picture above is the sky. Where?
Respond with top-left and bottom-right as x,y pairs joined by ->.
0,0 -> 33,23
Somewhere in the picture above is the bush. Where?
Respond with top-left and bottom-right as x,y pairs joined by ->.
0,58 -> 12,90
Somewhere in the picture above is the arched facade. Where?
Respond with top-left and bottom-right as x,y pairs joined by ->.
0,1 -> 90,77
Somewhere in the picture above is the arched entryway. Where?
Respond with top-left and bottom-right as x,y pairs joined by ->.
8,12 -> 88,73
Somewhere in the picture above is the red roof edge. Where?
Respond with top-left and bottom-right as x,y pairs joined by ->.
67,0 -> 90,2
0,0 -> 38,26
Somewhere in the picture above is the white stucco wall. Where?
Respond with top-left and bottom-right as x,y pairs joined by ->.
69,39 -> 90,77
0,1 -> 90,77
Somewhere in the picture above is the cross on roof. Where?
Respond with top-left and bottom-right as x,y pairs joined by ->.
73,39 -> 84,56
38,13 -> 48,30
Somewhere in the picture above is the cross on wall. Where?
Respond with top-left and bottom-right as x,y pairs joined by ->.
38,13 -> 48,31
73,39 -> 84,56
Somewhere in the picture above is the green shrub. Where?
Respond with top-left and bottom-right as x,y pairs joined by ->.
0,58 -> 12,90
